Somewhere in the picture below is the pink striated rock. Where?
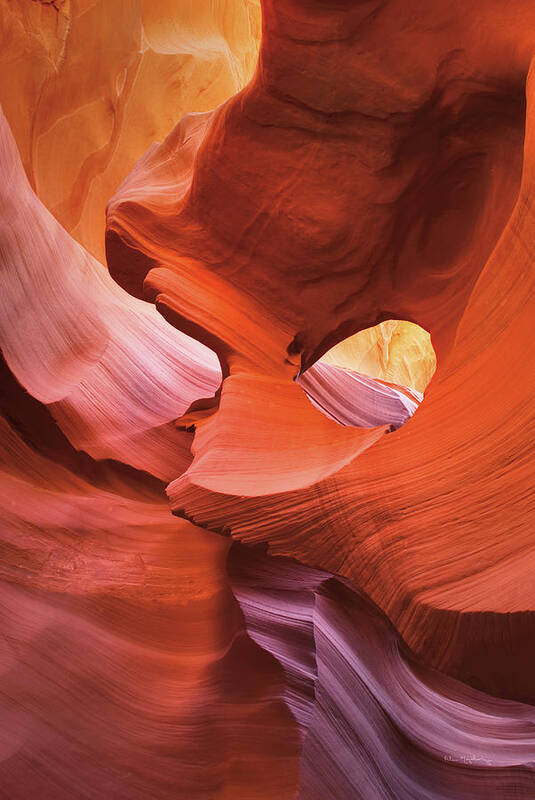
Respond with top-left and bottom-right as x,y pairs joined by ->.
2,0 -> 535,796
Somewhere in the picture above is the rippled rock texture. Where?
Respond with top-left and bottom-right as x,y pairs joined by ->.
1,0 -> 535,797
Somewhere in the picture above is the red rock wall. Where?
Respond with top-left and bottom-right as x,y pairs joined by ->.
1,0 -> 535,797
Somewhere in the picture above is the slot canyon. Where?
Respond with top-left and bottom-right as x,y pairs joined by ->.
1,1 -> 535,797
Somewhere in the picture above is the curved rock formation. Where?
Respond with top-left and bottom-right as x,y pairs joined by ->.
2,0 -> 535,797
319,320 -> 436,396
0,388 -> 301,799
0,100 -> 300,794
0,107 -> 221,480
230,545 -> 535,798
298,360 -> 421,429
0,0 -> 261,259
106,0 -> 535,704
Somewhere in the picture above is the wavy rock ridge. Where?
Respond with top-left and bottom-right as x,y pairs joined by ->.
1,0 -> 535,797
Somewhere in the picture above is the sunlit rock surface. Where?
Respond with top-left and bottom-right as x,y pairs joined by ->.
319,320 -> 436,396
0,0 -> 261,260
1,0 -> 535,797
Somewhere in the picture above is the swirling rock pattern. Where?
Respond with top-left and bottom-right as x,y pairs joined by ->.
298,361 -> 421,429
1,0 -> 535,797
230,546 -> 535,798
